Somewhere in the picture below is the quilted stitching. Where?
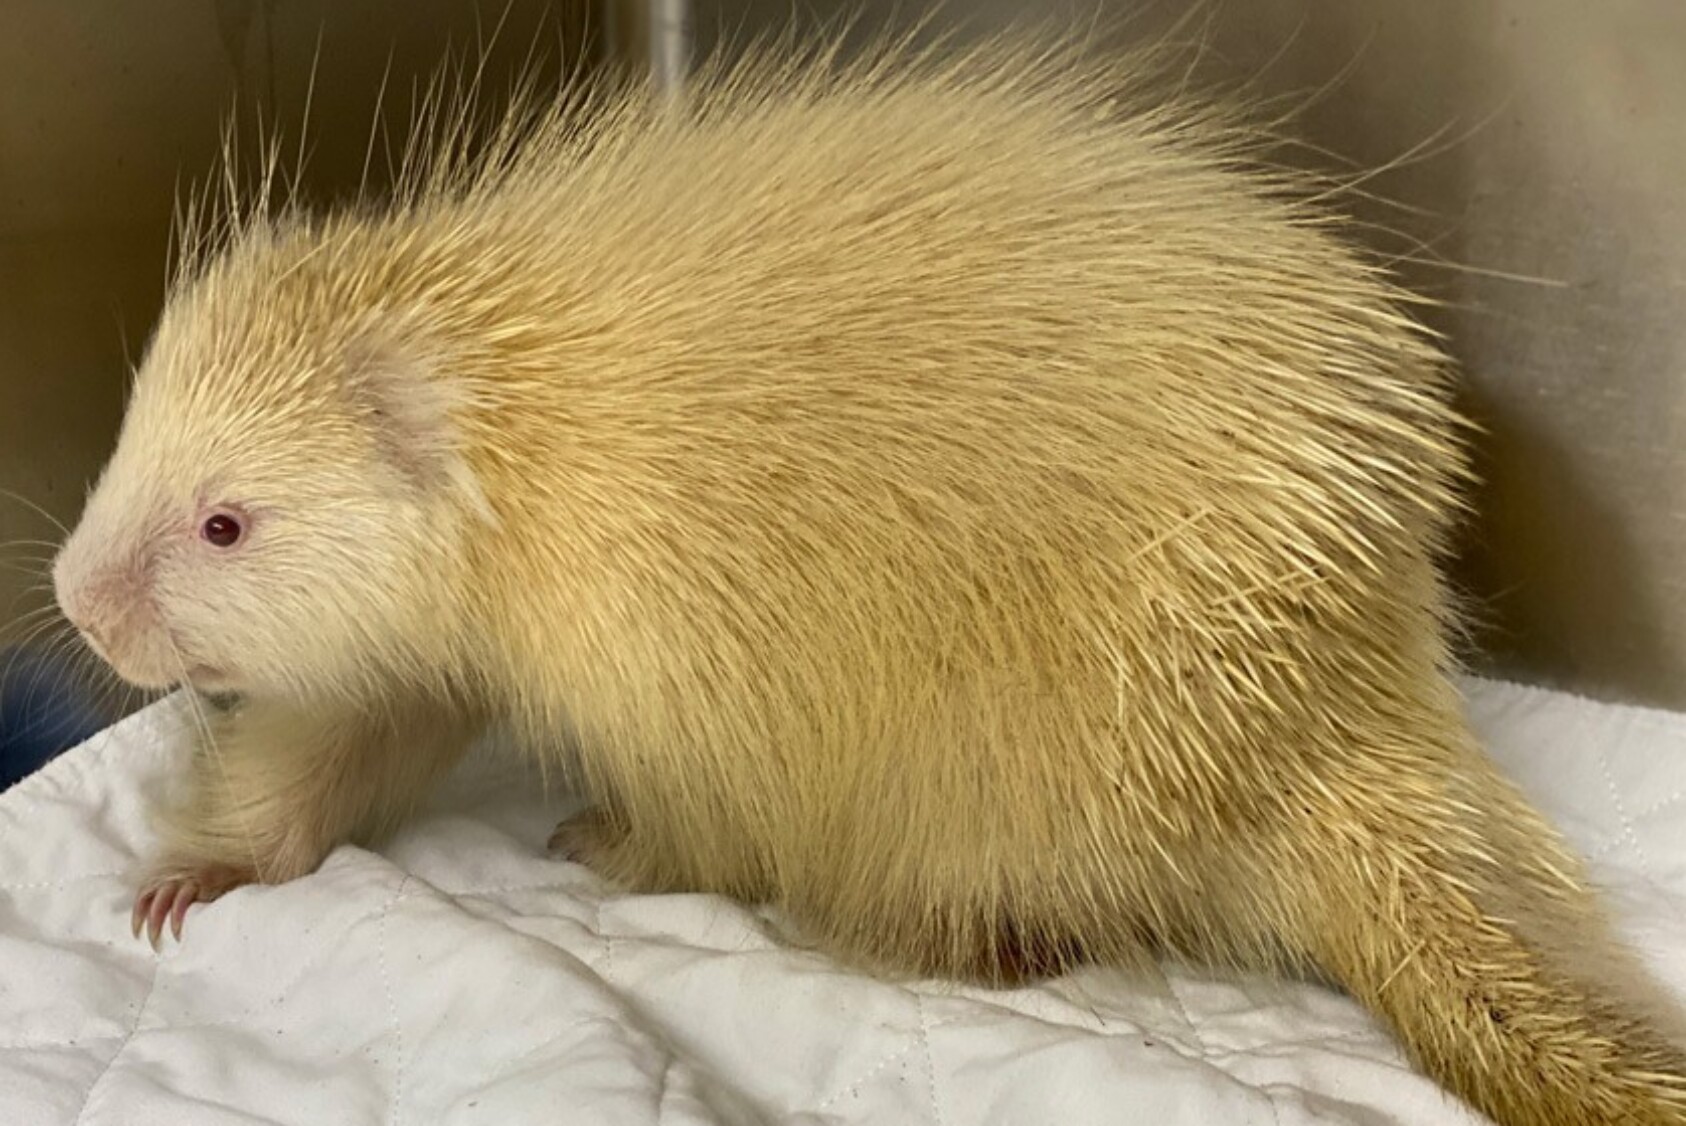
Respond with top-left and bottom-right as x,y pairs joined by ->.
2,677 -> 1684,1125
376,877 -> 414,1126
70,953 -> 160,1126
914,994 -> 946,1126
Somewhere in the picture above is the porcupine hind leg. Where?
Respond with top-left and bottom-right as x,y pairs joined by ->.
547,803 -> 721,896
133,692 -> 474,947
547,775 -> 779,902
549,805 -> 666,886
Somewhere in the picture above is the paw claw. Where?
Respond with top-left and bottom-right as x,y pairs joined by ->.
546,822 -> 579,861
133,864 -> 250,948
145,885 -> 171,950
549,807 -> 617,867
170,882 -> 197,941
131,889 -> 152,940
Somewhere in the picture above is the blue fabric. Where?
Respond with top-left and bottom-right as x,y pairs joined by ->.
0,646 -> 105,790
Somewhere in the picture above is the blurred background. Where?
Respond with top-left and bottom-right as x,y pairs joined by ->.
1,0 -> 1682,775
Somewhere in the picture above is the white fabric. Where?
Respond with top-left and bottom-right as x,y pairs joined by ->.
4,678 -> 1686,1125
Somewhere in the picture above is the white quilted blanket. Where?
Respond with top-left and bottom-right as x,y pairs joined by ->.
5,677 -> 1686,1126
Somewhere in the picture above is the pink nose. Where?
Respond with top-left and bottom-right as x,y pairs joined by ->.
53,561 -> 121,659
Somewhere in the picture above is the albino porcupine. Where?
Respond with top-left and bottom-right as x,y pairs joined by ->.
51,27 -> 1686,1126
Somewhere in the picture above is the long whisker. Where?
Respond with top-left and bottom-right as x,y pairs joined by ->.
0,488 -> 69,537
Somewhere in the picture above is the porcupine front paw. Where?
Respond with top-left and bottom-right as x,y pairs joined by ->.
132,859 -> 256,949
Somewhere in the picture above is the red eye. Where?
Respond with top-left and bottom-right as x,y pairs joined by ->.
201,513 -> 244,548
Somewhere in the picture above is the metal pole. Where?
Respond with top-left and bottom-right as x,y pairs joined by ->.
608,0 -> 693,95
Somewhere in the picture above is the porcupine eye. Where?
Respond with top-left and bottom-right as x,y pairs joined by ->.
201,512 -> 243,548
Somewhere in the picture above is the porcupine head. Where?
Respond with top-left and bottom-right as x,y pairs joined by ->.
51,230 -> 483,708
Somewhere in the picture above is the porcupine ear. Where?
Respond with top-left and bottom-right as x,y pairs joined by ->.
344,334 -> 495,524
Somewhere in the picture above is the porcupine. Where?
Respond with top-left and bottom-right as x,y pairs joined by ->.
50,27 -> 1686,1126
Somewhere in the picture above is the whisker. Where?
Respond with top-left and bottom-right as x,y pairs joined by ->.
0,488 -> 69,537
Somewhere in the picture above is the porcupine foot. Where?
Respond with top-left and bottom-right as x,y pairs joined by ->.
549,806 -> 687,893
131,860 -> 255,949
131,695 -> 476,949
548,806 -> 634,873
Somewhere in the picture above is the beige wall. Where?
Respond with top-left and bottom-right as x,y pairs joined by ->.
5,1 -> 1685,709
